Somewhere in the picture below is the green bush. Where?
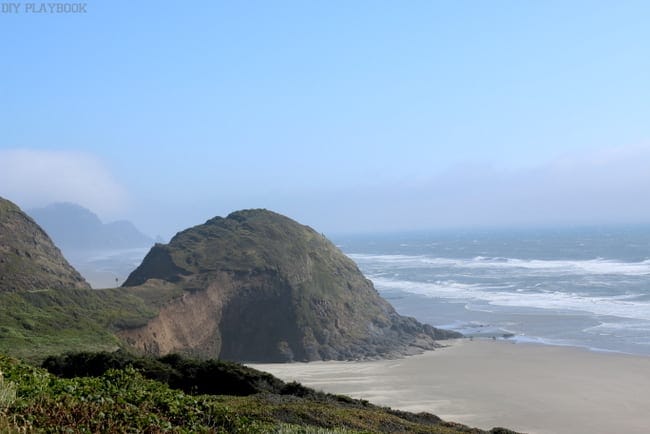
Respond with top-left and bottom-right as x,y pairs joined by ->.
0,352 -> 512,433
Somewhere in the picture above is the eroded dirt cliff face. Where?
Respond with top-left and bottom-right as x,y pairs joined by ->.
0,197 -> 90,292
119,273 -> 233,358
121,209 -> 461,362
120,270 -> 309,362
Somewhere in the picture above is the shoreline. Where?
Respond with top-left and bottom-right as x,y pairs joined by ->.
250,338 -> 650,434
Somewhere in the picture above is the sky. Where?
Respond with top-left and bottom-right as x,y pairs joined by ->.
1,1 -> 649,238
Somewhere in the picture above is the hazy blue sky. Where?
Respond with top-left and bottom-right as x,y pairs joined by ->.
1,1 -> 649,238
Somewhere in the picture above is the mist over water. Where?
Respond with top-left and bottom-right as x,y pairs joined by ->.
334,226 -> 650,355
66,247 -> 150,289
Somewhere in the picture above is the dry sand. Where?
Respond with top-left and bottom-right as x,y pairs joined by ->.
250,340 -> 650,434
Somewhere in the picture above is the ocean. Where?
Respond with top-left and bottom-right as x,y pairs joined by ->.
332,225 -> 650,356
66,247 -> 151,289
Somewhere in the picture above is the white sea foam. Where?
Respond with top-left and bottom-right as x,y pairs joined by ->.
370,276 -> 482,299
370,276 -> 650,322
584,320 -> 650,334
346,233 -> 650,354
348,253 -> 650,276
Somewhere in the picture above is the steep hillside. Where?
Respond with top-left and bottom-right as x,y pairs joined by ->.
122,209 -> 460,362
0,197 -> 90,292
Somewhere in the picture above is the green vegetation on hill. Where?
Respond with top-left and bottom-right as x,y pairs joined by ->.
0,352 -> 516,433
0,197 -> 89,292
42,351 -> 288,396
0,288 -> 157,363
123,209 -> 461,362
1,197 -> 461,364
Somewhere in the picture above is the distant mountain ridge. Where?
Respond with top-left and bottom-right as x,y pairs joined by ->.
0,197 -> 90,291
29,202 -> 153,250
122,209 -> 460,362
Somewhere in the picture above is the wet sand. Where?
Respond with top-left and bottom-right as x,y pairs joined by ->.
250,339 -> 650,434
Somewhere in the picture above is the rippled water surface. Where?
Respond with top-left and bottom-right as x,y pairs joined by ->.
334,226 -> 650,355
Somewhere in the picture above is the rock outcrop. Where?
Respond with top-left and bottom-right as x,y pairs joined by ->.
122,209 -> 460,362
0,197 -> 90,291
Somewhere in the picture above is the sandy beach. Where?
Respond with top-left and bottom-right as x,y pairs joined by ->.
250,340 -> 650,434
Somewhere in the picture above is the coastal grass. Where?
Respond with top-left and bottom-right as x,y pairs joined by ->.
0,352 -> 512,433
0,287 -> 158,363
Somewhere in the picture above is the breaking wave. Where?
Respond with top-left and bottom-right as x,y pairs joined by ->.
348,254 -> 650,276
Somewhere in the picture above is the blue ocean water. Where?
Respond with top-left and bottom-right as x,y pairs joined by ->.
333,226 -> 650,355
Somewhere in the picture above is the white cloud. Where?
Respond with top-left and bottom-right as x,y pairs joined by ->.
0,149 -> 128,218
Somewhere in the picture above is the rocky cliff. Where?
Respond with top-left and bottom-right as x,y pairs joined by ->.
122,209 -> 460,362
0,197 -> 90,291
